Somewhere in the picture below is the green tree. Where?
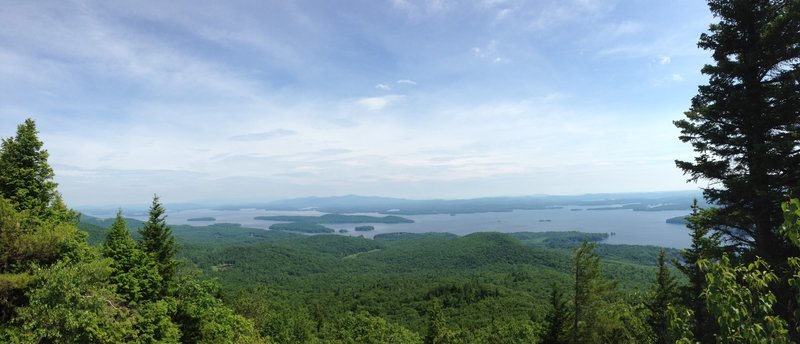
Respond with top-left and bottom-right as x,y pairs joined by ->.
0,119 -> 58,216
673,200 -> 721,342
473,317 -> 540,344
0,196 -> 88,323
704,256 -> 790,343
10,259 -> 137,344
139,195 -> 177,287
171,276 -> 260,344
103,211 -> 162,305
674,0 -> 800,265
424,301 -> 456,344
571,241 -> 615,344
543,285 -> 569,344
324,311 -> 423,344
647,250 -> 678,344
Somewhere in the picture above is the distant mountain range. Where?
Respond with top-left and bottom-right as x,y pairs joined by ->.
78,190 -> 707,216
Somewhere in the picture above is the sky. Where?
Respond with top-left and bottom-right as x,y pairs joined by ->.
0,0 -> 714,206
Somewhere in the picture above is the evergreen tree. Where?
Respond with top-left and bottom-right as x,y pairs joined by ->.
104,211 -> 162,305
0,119 -> 59,217
104,210 -> 136,259
543,285 -> 568,344
647,250 -> 678,344
425,301 -> 455,344
571,240 -> 616,344
139,195 -> 177,287
674,200 -> 721,343
674,0 -> 800,262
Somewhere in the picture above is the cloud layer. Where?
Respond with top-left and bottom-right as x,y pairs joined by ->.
0,0 -> 711,206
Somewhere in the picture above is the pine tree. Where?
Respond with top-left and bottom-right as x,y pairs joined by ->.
104,210 -> 136,259
425,301 -> 455,344
674,200 -> 721,343
647,250 -> 678,344
0,119 -> 59,216
104,211 -> 161,304
543,284 -> 569,344
674,0 -> 800,263
139,195 -> 176,288
571,240 -> 616,344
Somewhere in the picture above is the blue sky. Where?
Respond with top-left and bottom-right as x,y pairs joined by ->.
0,0 -> 713,206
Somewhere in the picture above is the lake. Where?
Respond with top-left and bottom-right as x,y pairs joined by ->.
99,205 -> 693,248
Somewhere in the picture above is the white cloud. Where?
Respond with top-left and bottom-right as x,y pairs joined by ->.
660,56 -> 671,64
397,79 -> 417,85
671,73 -> 683,81
356,95 -> 406,111
229,129 -> 297,141
375,83 -> 391,91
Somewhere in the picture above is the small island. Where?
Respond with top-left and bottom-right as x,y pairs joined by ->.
666,215 -> 690,225
339,229 -> 349,233
269,222 -> 335,234
254,214 -> 413,224
187,217 -> 216,221
354,225 -> 375,232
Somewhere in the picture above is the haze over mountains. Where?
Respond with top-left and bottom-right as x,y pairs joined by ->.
78,190 -> 705,216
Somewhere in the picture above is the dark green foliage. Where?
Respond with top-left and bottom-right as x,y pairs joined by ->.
0,119 -> 58,216
510,231 -> 608,248
269,222 -> 335,233
674,0 -> 800,261
647,250 -> 678,344
103,212 -> 162,305
139,195 -> 177,286
675,1 -> 800,334
571,241 -> 614,343
323,311 -> 423,344
187,217 -> 215,221
543,285 -> 569,344
665,216 -> 689,225
0,196 -> 89,323
171,276 -> 258,343
12,259 -> 136,344
355,225 -> 375,232
674,201 -> 721,342
424,301 -> 456,344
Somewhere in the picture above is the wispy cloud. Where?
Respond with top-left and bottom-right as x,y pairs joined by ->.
397,79 -> 417,85
375,83 -> 391,91
230,129 -> 297,141
660,56 -> 671,64
356,95 -> 406,111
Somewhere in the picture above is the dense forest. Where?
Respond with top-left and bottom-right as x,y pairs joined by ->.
1,0 -> 799,343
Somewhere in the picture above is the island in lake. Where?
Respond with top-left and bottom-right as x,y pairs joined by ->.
254,214 -> 413,224
187,217 -> 216,222
354,225 -> 375,232
269,222 -> 335,234
666,215 -> 690,225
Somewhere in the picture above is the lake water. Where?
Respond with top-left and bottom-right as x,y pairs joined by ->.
100,206 -> 692,248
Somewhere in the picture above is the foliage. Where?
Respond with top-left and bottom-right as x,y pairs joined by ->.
269,222 -> 336,233
647,249 -> 679,344
0,119 -> 58,216
139,195 -> 177,287
674,200 -> 721,342
571,241 -> 615,343
103,211 -> 162,305
324,311 -> 423,344
675,0 -> 800,261
11,259 -> 136,343
171,275 -> 260,344
542,285 -> 569,344
703,256 -> 789,343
